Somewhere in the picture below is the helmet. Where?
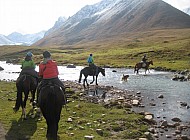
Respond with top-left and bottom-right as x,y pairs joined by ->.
26,52 -> 33,57
43,51 -> 51,58
90,54 -> 92,56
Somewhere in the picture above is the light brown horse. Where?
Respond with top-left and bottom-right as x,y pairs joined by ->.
134,60 -> 153,74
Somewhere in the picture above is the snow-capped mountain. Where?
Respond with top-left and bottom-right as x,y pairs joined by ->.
183,7 -> 190,15
45,16 -> 67,36
7,31 -> 45,46
34,0 -> 190,47
0,34 -> 15,46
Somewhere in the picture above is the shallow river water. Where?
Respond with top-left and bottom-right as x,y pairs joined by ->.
0,61 -> 190,123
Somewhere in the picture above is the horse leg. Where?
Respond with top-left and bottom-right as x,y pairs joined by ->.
136,69 -> 139,74
83,79 -> 86,88
95,76 -> 98,85
90,76 -> 95,84
22,91 -> 29,119
86,79 -> 89,88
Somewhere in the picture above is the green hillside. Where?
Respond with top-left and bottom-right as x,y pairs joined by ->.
0,29 -> 190,71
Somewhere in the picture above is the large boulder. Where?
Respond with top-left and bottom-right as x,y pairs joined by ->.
66,64 -> 76,68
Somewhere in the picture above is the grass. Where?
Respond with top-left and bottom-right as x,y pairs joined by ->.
0,29 -> 190,70
0,81 -> 149,139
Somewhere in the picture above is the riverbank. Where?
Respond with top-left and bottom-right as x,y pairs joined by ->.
65,80 -> 190,140
0,79 -> 189,139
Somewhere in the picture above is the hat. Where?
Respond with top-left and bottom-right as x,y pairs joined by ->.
90,54 -> 92,56
26,52 -> 33,57
43,51 -> 51,58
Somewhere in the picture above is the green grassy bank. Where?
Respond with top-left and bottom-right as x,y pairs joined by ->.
0,81 -> 149,139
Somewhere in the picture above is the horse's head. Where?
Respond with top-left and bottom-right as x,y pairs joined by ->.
99,67 -> 105,76
149,60 -> 153,65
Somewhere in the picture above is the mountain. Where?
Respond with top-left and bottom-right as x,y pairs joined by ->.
183,7 -> 190,15
33,0 -> 190,47
7,31 -> 45,46
0,34 -> 15,46
45,16 -> 67,36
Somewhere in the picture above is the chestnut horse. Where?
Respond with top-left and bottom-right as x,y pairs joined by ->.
134,60 -> 153,74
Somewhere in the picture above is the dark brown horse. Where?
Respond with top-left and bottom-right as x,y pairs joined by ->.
38,82 -> 64,140
13,74 -> 38,119
134,60 -> 153,74
78,66 -> 105,88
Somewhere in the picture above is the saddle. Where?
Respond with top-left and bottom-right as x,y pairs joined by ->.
89,66 -> 97,76
141,61 -> 147,68
37,79 -> 67,105
16,74 -> 37,85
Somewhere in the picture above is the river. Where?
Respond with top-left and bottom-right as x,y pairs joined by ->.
0,61 -> 190,123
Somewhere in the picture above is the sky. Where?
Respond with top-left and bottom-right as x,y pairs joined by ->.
0,0 -> 190,36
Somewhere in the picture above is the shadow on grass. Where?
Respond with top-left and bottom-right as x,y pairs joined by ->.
5,109 -> 37,140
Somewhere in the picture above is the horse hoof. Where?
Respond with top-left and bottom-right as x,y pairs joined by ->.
23,118 -> 27,120
13,107 -> 19,113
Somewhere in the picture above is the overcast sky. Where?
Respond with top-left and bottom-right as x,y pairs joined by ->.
0,0 -> 189,35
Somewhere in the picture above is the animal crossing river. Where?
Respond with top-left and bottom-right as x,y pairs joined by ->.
0,61 -> 190,123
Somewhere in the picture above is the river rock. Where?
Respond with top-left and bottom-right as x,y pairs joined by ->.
0,66 -> 4,71
172,117 -> 181,122
132,99 -> 139,106
148,128 -> 155,134
145,115 -> 153,121
96,129 -> 103,136
166,135 -> 172,138
160,120 -> 168,127
181,135 -> 188,140
139,138 -> 148,140
175,130 -> 181,134
180,102 -> 187,107
66,64 -> 76,68
157,94 -> 164,98
84,135 -> 94,140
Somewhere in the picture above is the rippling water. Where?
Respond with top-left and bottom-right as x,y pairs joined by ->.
0,61 -> 190,122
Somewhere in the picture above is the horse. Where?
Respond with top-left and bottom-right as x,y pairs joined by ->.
134,60 -> 153,74
38,82 -> 64,140
78,66 -> 105,88
121,74 -> 129,81
13,74 -> 38,119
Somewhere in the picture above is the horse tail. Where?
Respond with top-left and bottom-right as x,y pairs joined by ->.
47,86 -> 56,119
78,70 -> 83,83
14,83 -> 22,110
46,86 -> 59,139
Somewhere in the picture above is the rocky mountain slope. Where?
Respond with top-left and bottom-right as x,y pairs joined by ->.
33,0 -> 190,47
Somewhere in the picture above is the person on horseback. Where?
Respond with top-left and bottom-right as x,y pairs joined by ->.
87,54 -> 97,75
13,52 -> 38,112
16,52 -> 38,83
141,54 -> 148,67
37,51 -> 66,105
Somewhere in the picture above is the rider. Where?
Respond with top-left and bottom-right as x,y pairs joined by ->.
87,54 -> 98,75
14,52 -> 38,112
37,51 -> 66,105
141,54 -> 148,67
16,52 -> 38,83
